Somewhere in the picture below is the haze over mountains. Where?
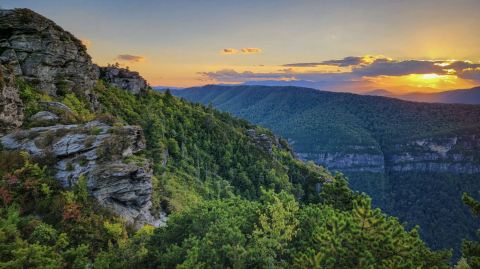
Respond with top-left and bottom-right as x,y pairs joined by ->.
157,84 -> 480,105
366,86 -> 480,104
172,84 -> 480,254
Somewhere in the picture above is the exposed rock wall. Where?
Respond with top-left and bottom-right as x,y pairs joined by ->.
0,65 -> 23,132
0,9 -> 99,97
387,136 -> 480,173
99,66 -> 147,95
1,120 -> 165,227
0,8 -> 162,227
298,135 -> 480,174
297,151 -> 385,173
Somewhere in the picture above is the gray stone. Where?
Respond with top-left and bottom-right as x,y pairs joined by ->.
0,121 -> 162,227
0,9 -> 99,97
99,66 -> 148,94
30,111 -> 59,122
39,101 -> 73,113
0,66 -> 23,132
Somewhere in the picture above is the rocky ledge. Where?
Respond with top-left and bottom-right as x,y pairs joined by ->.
297,151 -> 385,173
99,66 -> 148,95
1,120 -> 165,227
387,136 -> 480,174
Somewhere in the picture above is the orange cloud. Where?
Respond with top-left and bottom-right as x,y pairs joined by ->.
116,54 -> 146,63
221,48 -> 238,55
80,38 -> 92,49
240,48 -> 262,54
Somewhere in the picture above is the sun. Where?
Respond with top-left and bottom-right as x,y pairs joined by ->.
421,73 -> 442,79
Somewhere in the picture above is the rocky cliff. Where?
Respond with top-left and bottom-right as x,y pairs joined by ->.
1,121 -> 165,227
0,8 -> 162,227
296,145 -> 385,173
296,135 -> 480,175
99,66 -> 148,95
0,65 -> 23,131
0,9 -> 99,97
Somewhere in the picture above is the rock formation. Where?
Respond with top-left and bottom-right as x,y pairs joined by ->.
297,151 -> 385,173
0,8 -> 163,227
1,120 -> 165,226
99,66 -> 148,95
296,135 -> 480,174
0,65 -> 23,132
0,9 -> 99,97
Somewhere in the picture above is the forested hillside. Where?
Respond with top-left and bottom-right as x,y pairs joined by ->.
172,85 -> 480,255
0,80 -> 451,268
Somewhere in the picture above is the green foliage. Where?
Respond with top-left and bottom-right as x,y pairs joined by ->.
0,151 -> 134,267
62,93 -> 95,122
172,85 -> 480,255
17,79 -> 41,117
0,81 -> 452,267
145,191 -> 449,268
94,82 -> 335,210
461,193 -> 480,268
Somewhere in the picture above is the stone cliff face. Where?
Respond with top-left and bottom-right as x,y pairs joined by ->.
99,66 -> 148,95
0,9 -> 99,97
0,8 -> 163,227
387,136 -> 480,174
298,135 -> 480,175
0,66 -> 23,131
297,151 -> 385,173
1,121 -> 165,227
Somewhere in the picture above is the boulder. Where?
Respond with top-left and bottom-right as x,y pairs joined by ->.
30,111 -> 59,122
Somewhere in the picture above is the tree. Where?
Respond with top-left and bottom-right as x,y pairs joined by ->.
460,193 -> 480,268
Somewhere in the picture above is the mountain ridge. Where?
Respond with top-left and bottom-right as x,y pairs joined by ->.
172,84 -> 480,253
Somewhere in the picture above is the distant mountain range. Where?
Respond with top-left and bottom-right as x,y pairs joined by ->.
365,86 -> 480,104
156,84 -> 480,105
172,84 -> 480,255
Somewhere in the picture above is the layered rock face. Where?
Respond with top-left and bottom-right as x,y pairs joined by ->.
0,8 -> 163,227
297,151 -> 385,173
99,66 -> 147,95
298,135 -> 480,174
0,9 -> 99,97
387,136 -> 480,173
1,121 -> 165,226
0,66 -> 23,131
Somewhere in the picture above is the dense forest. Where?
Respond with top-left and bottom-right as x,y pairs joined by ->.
0,80 -> 455,268
172,85 -> 480,255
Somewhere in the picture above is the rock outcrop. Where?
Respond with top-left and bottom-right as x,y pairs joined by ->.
0,65 -> 23,132
0,8 -> 163,227
387,136 -> 480,174
99,66 -> 148,95
297,151 -> 385,173
297,135 -> 480,174
30,111 -> 59,122
246,128 -> 291,154
1,120 -> 165,227
0,9 -> 99,97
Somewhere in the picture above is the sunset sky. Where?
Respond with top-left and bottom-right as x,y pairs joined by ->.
3,0 -> 480,93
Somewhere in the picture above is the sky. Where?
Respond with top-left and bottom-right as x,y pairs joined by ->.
3,0 -> 480,93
